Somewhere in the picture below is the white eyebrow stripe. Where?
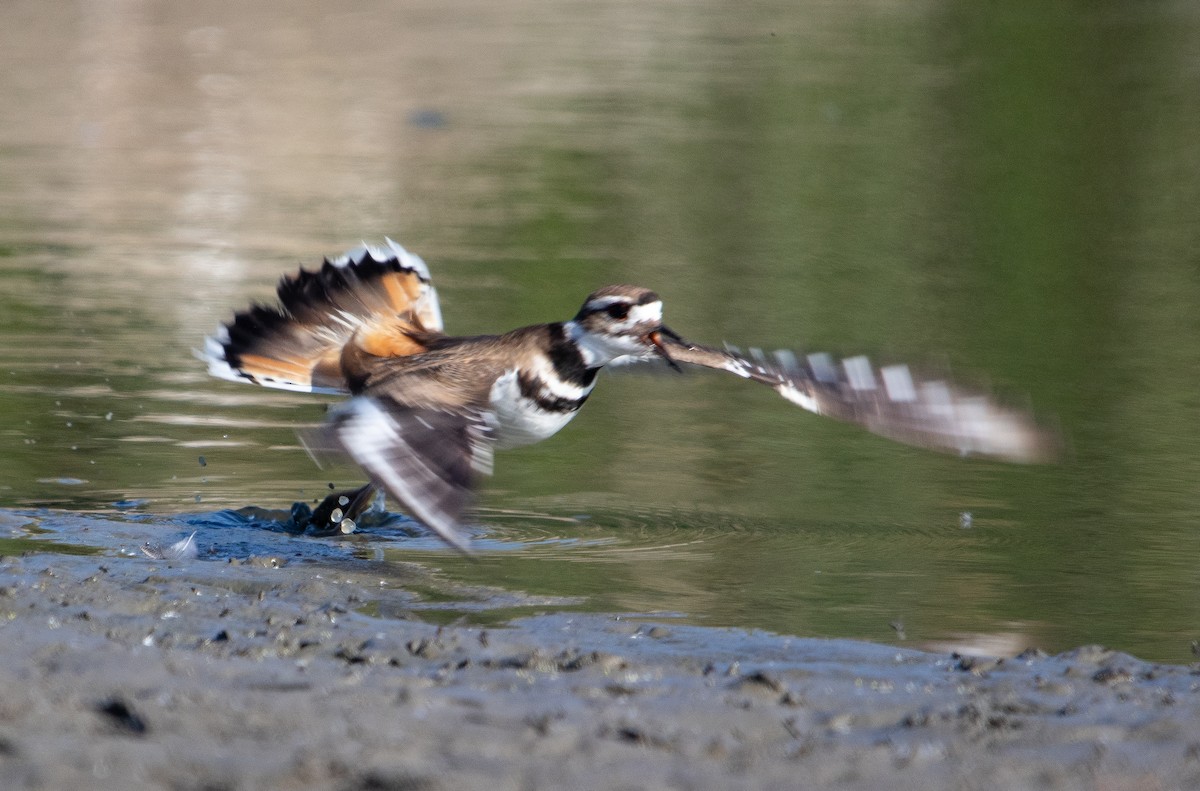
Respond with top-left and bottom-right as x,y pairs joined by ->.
584,296 -> 662,320
583,295 -> 625,310
625,301 -> 662,325
843,356 -> 877,391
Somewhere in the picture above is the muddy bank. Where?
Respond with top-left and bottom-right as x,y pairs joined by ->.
0,513 -> 1198,790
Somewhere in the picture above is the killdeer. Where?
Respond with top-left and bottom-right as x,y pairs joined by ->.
203,239 -> 1055,553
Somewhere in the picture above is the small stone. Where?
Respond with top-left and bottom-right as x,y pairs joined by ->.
733,670 -> 785,694
339,519 -> 356,534
330,508 -> 343,523
1093,667 -> 1132,685
338,495 -> 349,506
96,698 -> 147,735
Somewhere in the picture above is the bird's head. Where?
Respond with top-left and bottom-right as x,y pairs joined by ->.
568,285 -> 681,368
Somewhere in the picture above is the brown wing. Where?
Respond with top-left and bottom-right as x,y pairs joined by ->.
202,239 -> 443,394
299,396 -> 494,554
659,338 -> 1058,463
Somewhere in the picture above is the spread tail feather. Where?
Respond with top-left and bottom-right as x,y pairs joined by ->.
201,239 -> 443,394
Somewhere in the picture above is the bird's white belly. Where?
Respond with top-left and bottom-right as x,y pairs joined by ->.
488,369 -> 587,450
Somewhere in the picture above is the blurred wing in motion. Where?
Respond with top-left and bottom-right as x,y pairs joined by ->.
657,337 -> 1058,463
299,397 -> 494,553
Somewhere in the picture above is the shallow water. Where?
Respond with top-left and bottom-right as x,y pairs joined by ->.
2,0 -> 1200,663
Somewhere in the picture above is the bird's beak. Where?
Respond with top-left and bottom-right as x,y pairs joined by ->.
647,326 -> 684,372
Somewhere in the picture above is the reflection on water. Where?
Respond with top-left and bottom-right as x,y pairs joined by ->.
3,0 -> 1200,663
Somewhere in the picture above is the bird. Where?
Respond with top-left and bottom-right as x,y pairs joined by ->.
202,239 -> 1055,553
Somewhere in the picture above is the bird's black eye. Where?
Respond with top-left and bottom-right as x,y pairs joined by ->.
605,303 -> 630,320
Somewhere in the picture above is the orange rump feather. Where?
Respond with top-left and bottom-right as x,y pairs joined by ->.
203,240 -> 443,394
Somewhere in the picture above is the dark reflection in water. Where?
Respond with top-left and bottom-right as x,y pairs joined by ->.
2,0 -> 1200,662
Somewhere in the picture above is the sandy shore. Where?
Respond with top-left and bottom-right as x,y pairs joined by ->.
1,514 -> 1198,790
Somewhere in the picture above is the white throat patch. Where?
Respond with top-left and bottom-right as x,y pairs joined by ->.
566,299 -> 663,367
568,300 -> 663,366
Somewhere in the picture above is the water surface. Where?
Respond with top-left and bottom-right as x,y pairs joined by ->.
2,0 -> 1200,662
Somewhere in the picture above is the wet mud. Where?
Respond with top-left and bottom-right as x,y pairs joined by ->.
0,510 -> 1198,790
